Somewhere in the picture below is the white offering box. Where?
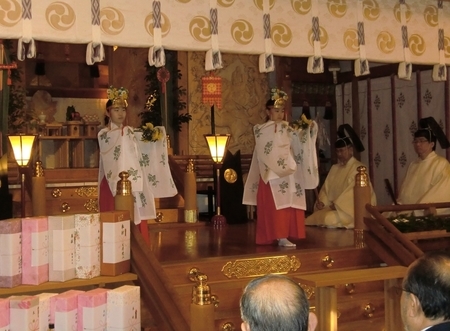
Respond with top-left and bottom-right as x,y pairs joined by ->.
106,285 -> 141,331
21,217 -> 49,285
74,213 -> 100,279
48,215 -> 76,281
37,293 -> 57,331
77,288 -> 109,331
51,290 -> 83,331
0,218 -> 22,288
9,295 -> 39,331
100,211 -> 131,276
0,298 -> 10,331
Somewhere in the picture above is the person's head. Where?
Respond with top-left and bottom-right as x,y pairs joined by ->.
335,124 -> 364,165
265,99 -> 285,122
412,128 -> 436,159
401,251 -> 450,331
106,86 -> 129,127
335,137 -> 353,165
240,274 -> 317,331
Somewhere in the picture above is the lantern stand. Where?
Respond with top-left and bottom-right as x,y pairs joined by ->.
204,134 -> 230,228
8,134 -> 36,217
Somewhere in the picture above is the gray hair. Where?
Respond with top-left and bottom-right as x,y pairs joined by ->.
240,274 -> 310,331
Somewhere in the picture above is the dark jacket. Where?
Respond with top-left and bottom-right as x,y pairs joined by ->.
427,321 -> 450,331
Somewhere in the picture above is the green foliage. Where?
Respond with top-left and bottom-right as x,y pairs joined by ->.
4,40 -> 30,133
388,214 -> 450,233
139,51 -> 191,132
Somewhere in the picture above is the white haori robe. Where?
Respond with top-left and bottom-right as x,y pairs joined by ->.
243,120 -> 319,210
99,124 -> 178,224
397,151 -> 450,215
134,128 -> 177,198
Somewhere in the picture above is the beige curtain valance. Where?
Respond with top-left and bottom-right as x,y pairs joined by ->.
1,0 -> 449,72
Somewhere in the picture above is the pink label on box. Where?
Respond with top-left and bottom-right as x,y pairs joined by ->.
10,295 -> 39,331
78,288 -> 108,331
22,217 -> 49,285
50,290 -> 83,325
0,298 -> 10,329
0,218 -> 21,235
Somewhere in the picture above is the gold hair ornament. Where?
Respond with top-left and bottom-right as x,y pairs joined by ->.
271,88 -> 288,109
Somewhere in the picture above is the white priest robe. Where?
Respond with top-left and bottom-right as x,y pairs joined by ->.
398,151 -> 450,215
98,124 -> 177,224
305,157 -> 376,228
243,120 -> 319,210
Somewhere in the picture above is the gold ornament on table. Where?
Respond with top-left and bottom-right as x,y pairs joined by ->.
107,86 -> 129,107
270,88 -> 288,109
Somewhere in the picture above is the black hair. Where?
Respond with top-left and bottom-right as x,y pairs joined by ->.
104,99 -> 113,126
403,251 -> 450,321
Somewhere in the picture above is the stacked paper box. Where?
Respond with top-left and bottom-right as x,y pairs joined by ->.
21,217 -> 49,285
100,211 -> 131,276
106,285 -> 141,331
48,215 -> 76,281
0,298 -> 10,331
0,218 -> 22,288
9,295 -> 39,331
37,293 -> 57,331
51,290 -> 83,331
77,288 -> 109,331
74,214 -> 100,279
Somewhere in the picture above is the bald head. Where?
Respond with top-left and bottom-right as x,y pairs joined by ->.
240,274 -> 315,331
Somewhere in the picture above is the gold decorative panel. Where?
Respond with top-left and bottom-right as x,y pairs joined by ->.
221,255 -> 300,279
84,199 -> 98,212
76,187 -> 98,197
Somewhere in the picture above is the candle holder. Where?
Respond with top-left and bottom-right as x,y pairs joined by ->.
204,134 -> 230,228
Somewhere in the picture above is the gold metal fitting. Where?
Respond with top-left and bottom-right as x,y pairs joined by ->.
33,160 -> 45,177
189,267 -> 219,307
363,303 -> 375,318
355,166 -> 369,187
222,322 -> 235,331
321,254 -> 334,268
116,171 -> 132,196
186,159 -> 195,173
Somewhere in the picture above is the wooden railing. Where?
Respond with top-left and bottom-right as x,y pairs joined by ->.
363,203 -> 450,266
130,224 -> 189,331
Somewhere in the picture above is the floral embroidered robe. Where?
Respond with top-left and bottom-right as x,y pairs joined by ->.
243,120 -> 319,210
98,124 -> 177,224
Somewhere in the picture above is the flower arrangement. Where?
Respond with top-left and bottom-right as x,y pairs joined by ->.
291,113 -> 313,130
139,122 -> 163,142
271,88 -> 288,109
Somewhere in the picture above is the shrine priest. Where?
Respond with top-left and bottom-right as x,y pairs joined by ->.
305,124 -> 376,228
396,117 -> 450,215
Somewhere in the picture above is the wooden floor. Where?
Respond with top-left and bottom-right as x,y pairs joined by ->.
147,220 -> 356,263
141,220 -> 361,331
